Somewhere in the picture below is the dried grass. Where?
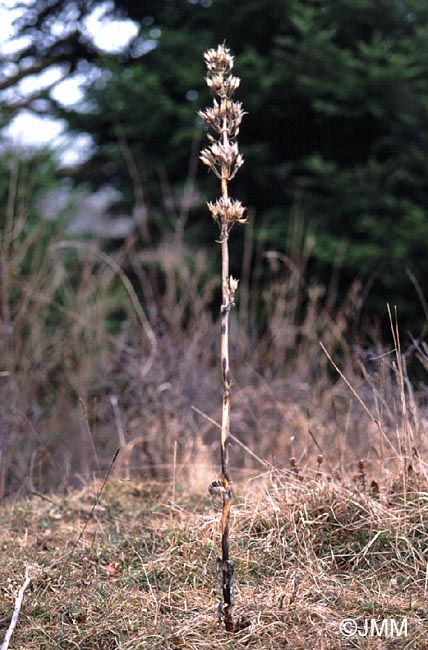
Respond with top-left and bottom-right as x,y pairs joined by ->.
2,201 -> 428,500
0,472 -> 427,648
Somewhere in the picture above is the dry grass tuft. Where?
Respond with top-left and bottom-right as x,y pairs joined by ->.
1,472 -> 427,648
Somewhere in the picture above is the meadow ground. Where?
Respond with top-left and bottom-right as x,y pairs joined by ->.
1,468 -> 427,649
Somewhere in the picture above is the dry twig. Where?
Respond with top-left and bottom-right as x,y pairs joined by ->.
1,564 -> 40,650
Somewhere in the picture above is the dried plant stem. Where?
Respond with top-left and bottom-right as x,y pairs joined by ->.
217,71 -> 234,636
199,44 -> 247,629
220,115 -> 232,485
219,220 -> 233,629
1,565 -> 38,650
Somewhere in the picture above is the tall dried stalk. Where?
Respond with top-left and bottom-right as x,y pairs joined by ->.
199,44 -> 247,630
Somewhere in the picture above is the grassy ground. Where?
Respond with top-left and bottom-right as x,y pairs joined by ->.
1,468 -> 427,649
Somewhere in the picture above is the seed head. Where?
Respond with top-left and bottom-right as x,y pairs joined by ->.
229,276 -> 239,294
204,44 -> 234,76
207,74 -> 240,98
200,142 -> 244,180
199,100 -> 245,139
207,197 -> 246,227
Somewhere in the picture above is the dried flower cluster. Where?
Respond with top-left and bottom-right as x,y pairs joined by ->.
207,196 -> 246,228
199,44 -> 246,232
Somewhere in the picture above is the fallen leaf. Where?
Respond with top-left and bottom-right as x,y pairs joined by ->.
103,564 -> 121,576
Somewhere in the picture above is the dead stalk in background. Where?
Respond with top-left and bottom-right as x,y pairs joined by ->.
199,44 -> 247,630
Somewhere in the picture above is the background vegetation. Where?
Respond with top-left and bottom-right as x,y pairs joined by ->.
3,0 -> 428,330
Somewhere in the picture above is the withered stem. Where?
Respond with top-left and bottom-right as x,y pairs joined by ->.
199,44 -> 247,630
